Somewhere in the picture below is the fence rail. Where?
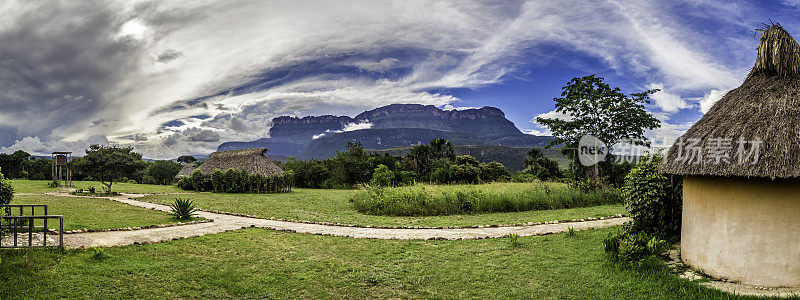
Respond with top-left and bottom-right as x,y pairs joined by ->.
0,205 -> 64,248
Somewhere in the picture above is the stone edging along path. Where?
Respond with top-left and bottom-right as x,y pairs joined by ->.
21,192 -> 631,249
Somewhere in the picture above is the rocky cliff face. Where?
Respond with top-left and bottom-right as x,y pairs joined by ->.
217,103 -> 551,158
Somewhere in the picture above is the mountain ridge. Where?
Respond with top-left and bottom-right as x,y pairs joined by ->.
218,104 -> 554,159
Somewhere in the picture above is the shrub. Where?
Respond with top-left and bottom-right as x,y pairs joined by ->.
0,167 -> 13,205
19,170 -> 29,179
351,183 -> 620,216
603,225 -> 669,263
170,198 -> 197,220
507,233 -> 521,248
48,180 -> 60,188
622,153 -> 681,238
177,169 -> 292,194
30,172 -> 45,180
370,164 -> 395,187
127,179 -> 138,184
91,246 -> 109,260
142,175 -> 158,185
211,169 -> 224,192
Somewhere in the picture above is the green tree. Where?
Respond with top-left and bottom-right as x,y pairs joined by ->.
0,167 -> 14,205
70,145 -> 147,194
370,164 -> 395,187
143,160 -> 182,185
403,139 -> 456,176
480,161 -> 510,182
176,155 -> 197,164
537,75 -> 660,149
523,149 -> 562,180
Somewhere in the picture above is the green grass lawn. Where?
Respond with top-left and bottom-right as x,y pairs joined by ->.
9,179 -> 184,194
11,195 -> 188,231
0,227 -> 769,299
145,183 -> 625,228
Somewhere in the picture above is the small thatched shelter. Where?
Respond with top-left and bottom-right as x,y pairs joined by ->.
179,148 -> 284,178
661,24 -> 800,287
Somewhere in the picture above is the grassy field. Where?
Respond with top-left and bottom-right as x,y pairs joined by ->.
8,179 -> 184,194
0,227 -> 767,299
351,183 -> 619,216
145,183 -> 625,227
11,195 -> 189,231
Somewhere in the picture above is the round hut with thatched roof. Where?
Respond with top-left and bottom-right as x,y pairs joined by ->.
179,148 -> 284,178
661,24 -> 800,287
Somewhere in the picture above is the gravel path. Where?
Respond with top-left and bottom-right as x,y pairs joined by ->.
24,192 -> 630,248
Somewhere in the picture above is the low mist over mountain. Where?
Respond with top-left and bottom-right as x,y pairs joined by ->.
218,104 -> 553,159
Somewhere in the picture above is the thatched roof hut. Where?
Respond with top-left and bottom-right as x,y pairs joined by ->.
660,24 -> 800,287
176,164 -> 197,178
178,148 -> 284,178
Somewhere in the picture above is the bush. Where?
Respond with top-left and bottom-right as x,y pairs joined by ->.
350,183 -> 620,216
30,173 -> 45,180
603,225 -> 669,263
19,170 -> 28,179
622,153 -> 681,238
170,198 -> 197,220
48,180 -> 60,188
177,169 -> 292,193
0,167 -> 13,205
370,164 -> 395,187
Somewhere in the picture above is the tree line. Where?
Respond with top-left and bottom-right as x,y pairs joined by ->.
282,139 -> 563,188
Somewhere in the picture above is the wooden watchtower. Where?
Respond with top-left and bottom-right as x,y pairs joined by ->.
51,152 -> 72,188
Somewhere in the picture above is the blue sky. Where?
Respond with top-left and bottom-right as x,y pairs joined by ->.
0,0 -> 798,158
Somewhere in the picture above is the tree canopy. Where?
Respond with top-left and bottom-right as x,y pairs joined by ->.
71,145 -> 146,194
537,75 -> 660,148
143,160 -> 182,185
176,155 -> 197,164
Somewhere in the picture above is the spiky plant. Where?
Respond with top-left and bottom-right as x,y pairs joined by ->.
170,198 -> 197,220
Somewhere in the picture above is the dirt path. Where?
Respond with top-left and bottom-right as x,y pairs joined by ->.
24,192 -> 630,248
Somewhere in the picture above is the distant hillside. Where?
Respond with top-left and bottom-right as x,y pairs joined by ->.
368,145 -> 568,173
217,103 -> 555,159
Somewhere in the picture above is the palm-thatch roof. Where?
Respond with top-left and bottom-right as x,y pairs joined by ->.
182,148 -> 284,177
661,24 -> 800,178
176,164 -> 197,178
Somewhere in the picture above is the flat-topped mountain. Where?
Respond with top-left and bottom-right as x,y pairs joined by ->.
218,104 -> 553,159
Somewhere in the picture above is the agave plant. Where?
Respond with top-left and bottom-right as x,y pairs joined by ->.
170,198 -> 197,220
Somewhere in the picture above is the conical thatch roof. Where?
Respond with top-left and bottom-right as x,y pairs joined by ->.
661,24 -> 800,178
176,164 -> 197,178
195,148 -> 284,177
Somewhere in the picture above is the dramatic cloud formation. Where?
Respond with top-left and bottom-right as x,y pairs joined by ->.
0,0 -> 787,158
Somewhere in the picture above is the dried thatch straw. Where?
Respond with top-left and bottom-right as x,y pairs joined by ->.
193,148 -> 284,177
176,164 -> 197,178
661,24 -> 800,178
752,23 -> 800,78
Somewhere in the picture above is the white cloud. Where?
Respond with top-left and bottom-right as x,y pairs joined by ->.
648,83 -> 686,112
699,89 -> 728,114
312,120 -> 373,139
1,135 -> 110,156
0,0 -> 755,158
443,105 -> 481,111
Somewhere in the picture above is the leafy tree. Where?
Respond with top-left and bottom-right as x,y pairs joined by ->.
177,155 -> 197,164
0,167 -> 13,205
143,160 -> 182,185
327,142 -> 373,186
70,145 -> 146,194
480,161 -> 510,182
403,139 -> 456,176
370,164 -> 395,187
536,75 -> 660,149
523,149 -> 562,180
